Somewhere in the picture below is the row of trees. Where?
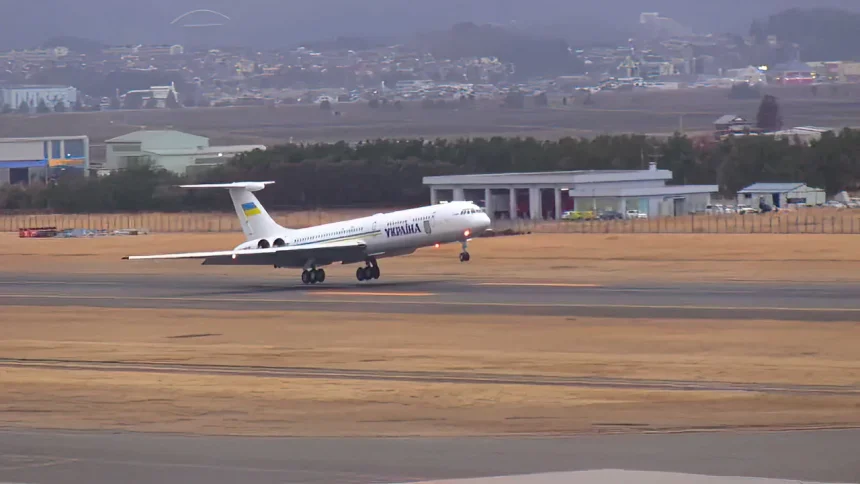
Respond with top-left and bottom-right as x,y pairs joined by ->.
3,130 -> 860,212
1,99 -> 85,114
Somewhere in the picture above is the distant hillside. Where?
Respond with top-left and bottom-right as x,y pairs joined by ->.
417,23 -> 584,79
2,0 -> 860,51
754,8 -> 860,61
42,36 -> 104,54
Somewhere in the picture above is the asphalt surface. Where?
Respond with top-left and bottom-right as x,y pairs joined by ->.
404,471 -> 852,484
0,429 -> 858,484
1,273 -> 860,321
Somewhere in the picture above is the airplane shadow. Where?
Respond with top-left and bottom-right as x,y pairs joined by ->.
177,279 -> 450,298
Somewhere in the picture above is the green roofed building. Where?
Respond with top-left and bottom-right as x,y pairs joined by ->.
104,130 -> 265,175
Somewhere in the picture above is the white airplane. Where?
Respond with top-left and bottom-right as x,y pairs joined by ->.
124,181 -> 492,284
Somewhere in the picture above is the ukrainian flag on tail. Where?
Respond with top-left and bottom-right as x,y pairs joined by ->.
242,202 -> 261,217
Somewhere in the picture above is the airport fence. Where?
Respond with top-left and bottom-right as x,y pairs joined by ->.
1,208 -> 859,235
500,209 -> 860,235
0,209 -> 381,234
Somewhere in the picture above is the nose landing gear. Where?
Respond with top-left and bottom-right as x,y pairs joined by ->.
459,240 -> 471,262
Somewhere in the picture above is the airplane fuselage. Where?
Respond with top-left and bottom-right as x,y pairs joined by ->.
234,201 -> 491,265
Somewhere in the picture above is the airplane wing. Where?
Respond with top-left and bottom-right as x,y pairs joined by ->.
123,240 -> 368,267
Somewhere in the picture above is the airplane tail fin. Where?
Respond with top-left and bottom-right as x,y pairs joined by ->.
180,181 -> 289,240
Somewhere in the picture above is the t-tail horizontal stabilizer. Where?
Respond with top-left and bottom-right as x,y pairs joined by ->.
179,181 -> 288,240
179,181 -> 275,192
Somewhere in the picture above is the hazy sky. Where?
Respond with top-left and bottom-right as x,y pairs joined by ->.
2,0 -> 859,49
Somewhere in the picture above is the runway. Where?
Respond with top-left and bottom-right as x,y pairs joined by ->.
0,429 -> 858,484
1,273 -> 859,321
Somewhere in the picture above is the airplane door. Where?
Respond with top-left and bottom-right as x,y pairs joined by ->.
425,212 -> 436,235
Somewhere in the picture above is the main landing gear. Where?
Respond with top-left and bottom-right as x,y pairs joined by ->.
356,258 -> 380,282
459,240 -> 471,262
301,267 -> 326,284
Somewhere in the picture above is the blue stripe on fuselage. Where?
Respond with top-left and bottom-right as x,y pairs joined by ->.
290,229 -> 382,247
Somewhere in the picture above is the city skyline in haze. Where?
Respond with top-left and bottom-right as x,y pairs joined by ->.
1,0 -> 859,50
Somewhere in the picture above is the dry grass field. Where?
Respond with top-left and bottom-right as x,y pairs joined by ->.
1,231 -> 859,283
1,306 -> 857,436
3,307 -> 858,386
4,368 -> 855,436
7,367 -> 857,436
1,85 -> 859,146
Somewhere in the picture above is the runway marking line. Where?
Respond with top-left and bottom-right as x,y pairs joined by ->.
0,293 -> 857,313
306,291 -> 434,297
479,283 -> 601,288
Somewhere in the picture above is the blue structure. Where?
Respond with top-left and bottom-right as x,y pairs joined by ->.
0,136 -> 89,185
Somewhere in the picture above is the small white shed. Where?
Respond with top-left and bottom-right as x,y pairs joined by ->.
737,183 -> 826,208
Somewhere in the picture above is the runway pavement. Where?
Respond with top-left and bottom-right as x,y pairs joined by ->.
0,429 -> 858,484
0,273 -> 859,321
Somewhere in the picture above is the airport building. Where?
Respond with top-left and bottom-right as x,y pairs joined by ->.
104,130 -> 265,175
0,85 -> 78,112
737,183 -> 826,208
423,164 -> 718,219
0,136 -> 90,185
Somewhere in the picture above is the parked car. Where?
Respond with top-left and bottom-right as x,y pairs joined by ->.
598,210 -> 624,220
705,204 -> 721,214
625,210 -> 648,219
561,210 -> 596,221
736,205 -> 758,215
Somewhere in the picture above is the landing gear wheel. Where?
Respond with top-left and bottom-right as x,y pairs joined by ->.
315,269 -> 326,283
356,267 -> 366,282
301,270 -> 311,284
459,252 -> 470,262
370,266 -> 380,279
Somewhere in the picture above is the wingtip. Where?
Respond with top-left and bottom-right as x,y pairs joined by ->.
121,256 -> 129,260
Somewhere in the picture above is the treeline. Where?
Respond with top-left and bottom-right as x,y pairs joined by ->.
3,130 -> 860,213
751,8 -> 860,62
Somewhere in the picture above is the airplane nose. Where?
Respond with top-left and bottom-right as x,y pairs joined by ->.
478,213 -> 491,231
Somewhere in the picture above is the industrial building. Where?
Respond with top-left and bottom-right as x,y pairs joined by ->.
737,183 -> 826,208
770,126 -> 833,144
423,164 -> 718,219
0,85 -> 77,112
0,136 -> 89,185
104,130 -> 265,175
121,82 -> 181,109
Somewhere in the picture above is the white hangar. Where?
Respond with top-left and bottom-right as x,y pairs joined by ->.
423,163 -> 718,219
